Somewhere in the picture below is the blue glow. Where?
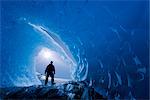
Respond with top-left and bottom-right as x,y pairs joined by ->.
1,0 -> 149,99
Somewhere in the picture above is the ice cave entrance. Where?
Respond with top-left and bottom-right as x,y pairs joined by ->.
35,47 -> 72,80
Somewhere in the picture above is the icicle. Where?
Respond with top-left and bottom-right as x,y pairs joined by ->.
89,77 -> 93,87
77,37 -> 83,46
127,75 -> 132,87
115,71 -> 122,85
121,57 -> 126,67
110,27 -> 121,41
108,71 -> 111,89
128,91 -> 136,100
98,59 -> 104,69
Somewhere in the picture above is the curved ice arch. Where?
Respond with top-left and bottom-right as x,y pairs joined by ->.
28,22 -> 88,81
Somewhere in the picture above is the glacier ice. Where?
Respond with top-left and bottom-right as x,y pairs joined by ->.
1,0 -> 149,99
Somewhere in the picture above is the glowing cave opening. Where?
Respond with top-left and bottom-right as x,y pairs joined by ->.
35,47 -> 72,80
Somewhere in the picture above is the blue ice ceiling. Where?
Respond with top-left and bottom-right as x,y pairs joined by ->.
1,0 -> 149,99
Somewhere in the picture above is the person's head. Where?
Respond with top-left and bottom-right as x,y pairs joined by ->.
50,61 -> 53,64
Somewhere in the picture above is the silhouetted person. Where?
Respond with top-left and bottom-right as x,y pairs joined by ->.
45,61 -> 55,85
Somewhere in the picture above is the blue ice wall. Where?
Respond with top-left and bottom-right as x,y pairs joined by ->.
1,0 -> 149,99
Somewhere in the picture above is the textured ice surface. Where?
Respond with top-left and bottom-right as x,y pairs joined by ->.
1,0 -> 149,99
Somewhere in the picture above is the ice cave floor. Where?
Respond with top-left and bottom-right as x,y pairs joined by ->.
0,75 -> 105,99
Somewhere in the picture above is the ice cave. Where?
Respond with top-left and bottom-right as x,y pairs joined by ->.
0,0 -> 149,99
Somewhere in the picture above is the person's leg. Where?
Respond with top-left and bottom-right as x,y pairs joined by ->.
45,74 -> 49,85
50,73 -> 54,84
52,74 -> 54,84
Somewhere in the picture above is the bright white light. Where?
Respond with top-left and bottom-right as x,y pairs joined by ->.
38,47 -> 57,60
42,49 -> 52,59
